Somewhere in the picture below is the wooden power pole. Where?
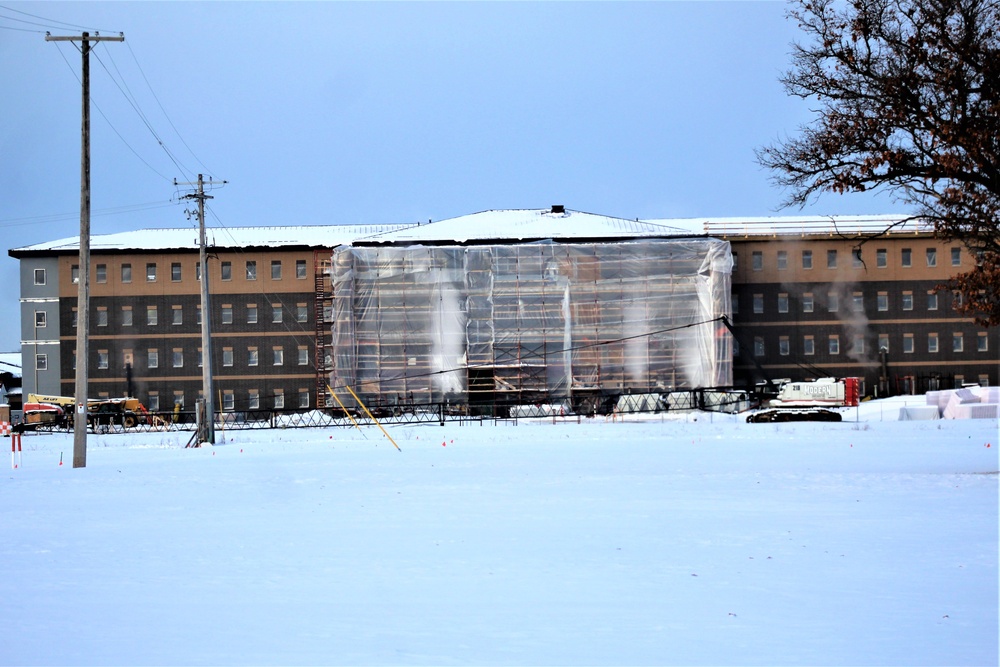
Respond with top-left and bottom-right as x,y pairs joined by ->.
176,175 -> 224,445
45,31 -> 124,468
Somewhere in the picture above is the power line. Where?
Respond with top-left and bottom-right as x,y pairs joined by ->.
0,4 -> 115,32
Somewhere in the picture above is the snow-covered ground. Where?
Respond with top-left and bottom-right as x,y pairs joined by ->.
2,396 -> 997,666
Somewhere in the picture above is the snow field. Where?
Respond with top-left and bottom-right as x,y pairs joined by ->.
1,411 -> 997,666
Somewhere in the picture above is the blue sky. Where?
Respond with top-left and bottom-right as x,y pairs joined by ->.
0,1 -> 904,352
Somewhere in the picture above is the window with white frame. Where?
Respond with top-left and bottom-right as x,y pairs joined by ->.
299,390 -> 310,408
248,390 -> 260,410
803,336 -> 815,355
35,353 -> 47,371
148,348 -> 158,369
903,334 -> 914,354
147,305 -> 158,326
172,348 -> 183,368
246,260 -> 257,280
97,350 -> 109,370
297,347 -> 308,366
273,346 -> 284,366
829,335 -> 840,354
122,306 -> 133,327
272,304 -> 283,324
34,311 -> 46,328
928,333 -> 939,353
34,268 -> 46,285
778,293 -> 789,313
273,390 -> 284,409
248,347 -> 258,366
271,260 -> 282,280
223,347 -> 234,367
97,307 -> 108,327
953,333 -> 963,352
296,259 -> 307,279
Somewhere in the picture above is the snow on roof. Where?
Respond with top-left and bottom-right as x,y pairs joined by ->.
357,208 -> 699,244
0,353 -> 21,376
640,214 -> 931,237
10,224 -> 409,254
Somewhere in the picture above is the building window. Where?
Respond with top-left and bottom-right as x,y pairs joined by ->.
803,336 -> 815,355
271,260 -> 282,280
248,347 -> 258,366
147,393 -> 160,412
172,349 -> 183,368
122,306 -> 133,327
171,262 -> 182,282
296,304 -> 308,323
901,292 -> 913,310
147,306 -> 158,326
852,335 -> 865,355
951,247 -> 961,266
123,349 -> 133,367
296,259 -> 307,279
121,264 -> 132,283
34,268 -> 46,285
802,293 -> 814,313
877,292 -> 888,312
247,304 -> 258,324
978,332 -> 989,352
273,347 -> 284,366
979,375 -> 990,387
196,262 -> 201,282
299,390 -> 310,409
223,392 -> 235,411
97,307 -> 108,327
901,248 -> 912,267
72,308 -> 77,328
248,390 -> 260,410
246,261 -> 257,280
852,248 -> 863,268
777,293 -> 789,313
35,354 -> 47,371
776,251 -> 788,270
826,249 -> 837,269
223,347 -> 234,367
827,292 -> 839,313
878,334 -> 889,352
71,265 -> 79,284
196,305 -> 202,325
732,252 -> 738,270
272,304 -> 283,324
752,251 -> 763,271
172,306 -> 182,325
903,334 -> 914,354
173,392 -> 184,410
828,335 -> 840,354
802,250 -> 813,269
273,389 -> 285,410
298,346 -> 309,366
926,248 -> 937,267
876,249 -> 887,268
731,294 -> 739,315
148,349 -> 159,369
222,305 -> 233,324
34,311 -> 46,328
197,348 -> 203,368
953,333 -> 964,353
97,350 -> 109,370
928,333 -> 939,353
927,292 -> 938,311
96,264 -> 107,283
754,336 -> 765,357
852,292 -> 864,312
146,263 -> 157,282
753,294 -> 763,314
221,261 -> 232,281
779,336 -> 790,356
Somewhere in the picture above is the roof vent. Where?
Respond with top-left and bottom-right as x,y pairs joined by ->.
550,205 -> 565,214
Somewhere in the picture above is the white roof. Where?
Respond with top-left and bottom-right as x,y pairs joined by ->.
0,353 -> 21,376
10,211 -> 928,255
11,224 -> 408,253
357,209 -> 698,244
641,214 -> 930,236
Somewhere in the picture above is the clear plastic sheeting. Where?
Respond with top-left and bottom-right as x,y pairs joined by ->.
329,239 -> 733,412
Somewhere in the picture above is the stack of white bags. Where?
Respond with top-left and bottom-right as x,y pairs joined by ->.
902,387 -> 1000,420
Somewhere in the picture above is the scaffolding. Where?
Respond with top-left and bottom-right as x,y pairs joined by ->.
325,238 -> 733,415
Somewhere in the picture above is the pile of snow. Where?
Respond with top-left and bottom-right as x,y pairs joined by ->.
1,396 -> 996,665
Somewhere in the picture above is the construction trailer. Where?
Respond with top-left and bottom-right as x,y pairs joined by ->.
325,237 -> 733,416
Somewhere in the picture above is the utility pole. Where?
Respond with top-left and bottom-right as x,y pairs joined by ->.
46,31 -> 124,468
176,175 -> 224,444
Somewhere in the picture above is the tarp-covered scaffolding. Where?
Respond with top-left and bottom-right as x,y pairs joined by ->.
329,238 -> 733,413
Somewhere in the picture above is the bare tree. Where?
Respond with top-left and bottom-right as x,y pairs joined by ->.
758,0 -> 1000,325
